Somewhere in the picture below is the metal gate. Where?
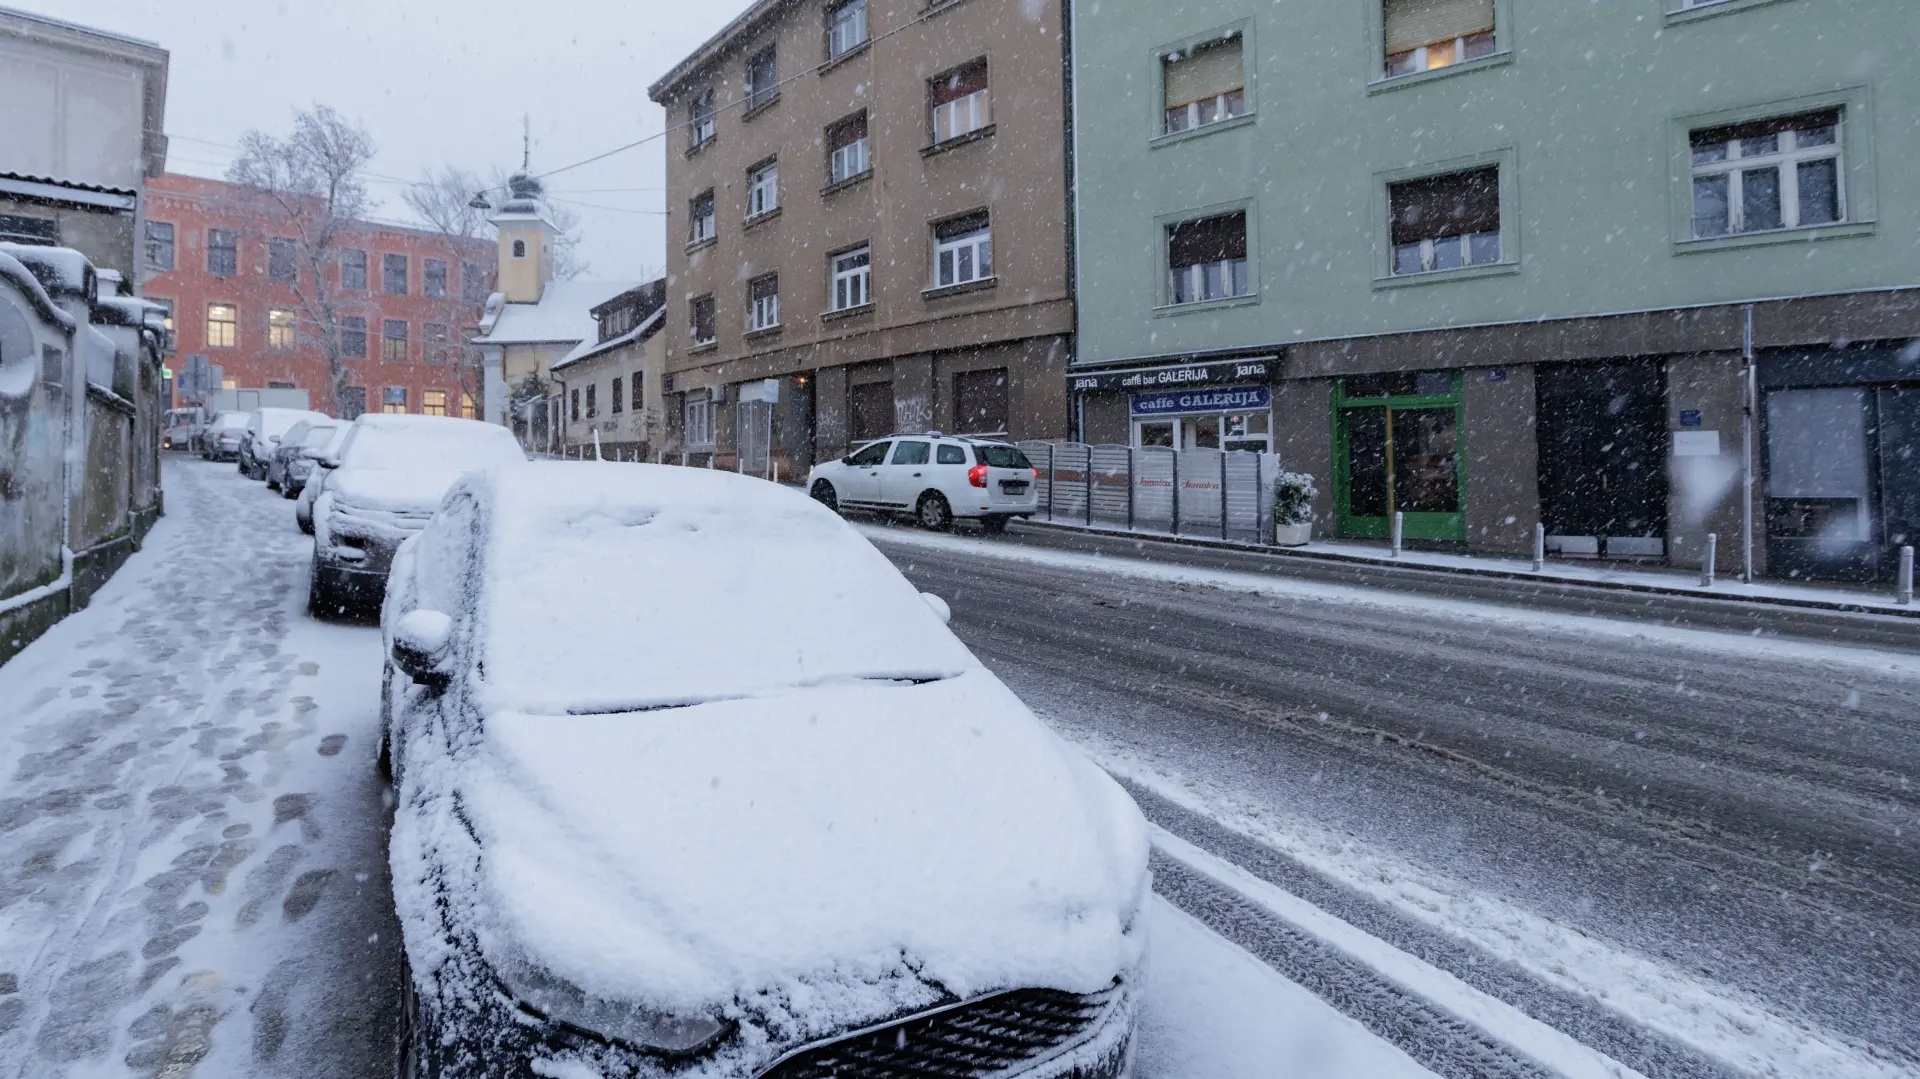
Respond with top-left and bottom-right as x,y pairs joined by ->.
1019,442 -> 1281,543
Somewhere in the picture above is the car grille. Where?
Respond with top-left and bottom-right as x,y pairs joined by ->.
758,986 -> 1115,1079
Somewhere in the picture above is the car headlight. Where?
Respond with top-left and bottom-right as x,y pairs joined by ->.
493,951 -> 728,1055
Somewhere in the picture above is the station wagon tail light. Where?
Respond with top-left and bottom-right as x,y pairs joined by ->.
1032,467 -> 1039,478
968,464 -> 989,488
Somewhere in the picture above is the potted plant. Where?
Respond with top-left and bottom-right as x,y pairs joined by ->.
1272,471 -> 1316,546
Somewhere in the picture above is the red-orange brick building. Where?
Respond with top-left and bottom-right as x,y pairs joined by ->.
143,173 -> 494,418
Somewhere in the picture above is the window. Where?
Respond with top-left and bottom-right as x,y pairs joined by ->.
424,258 -> 447,298
686,397 -> 716,445
146,221 -> 174,270
0,214 -> 56,245
746,47 -> 778,111
933,213 -> 992,288
630,372 -> 644,412
611,376 -> 624,414
382,319 -> 409,363
150,297 -> 175,335
1690,110 -> 1842,239
891,440 -> 931,466
829,0 -> 868,59
954,368 -> 1009,433
462,262 -> 488,302
746,160 -> 779,219
937,443 -> 968,464
689,89 -> 716,148
422,390 -> 448,417
342,249 -> 368,290
510,238 -> 527,259
424,323 -> 449,364
848,439 -> 892,467
570,388 -> 581,422
1163,37 -> 1245,134
586,383 -> 599,418
460,392 -> 476,419
383,253 -> 408,295
831,246 -> 871,310
1167,212 -> 1250,303
382,387 -> 407,414
747,274 -> 780,332
690,295 -> 717,346
850,383 -> 894,441
268,237 -> 297,282
341,316 -> 368,358
207,229 -> 237,276
1382,0 -> 1497,79
206,303 -> 237,348
269,308 -> 296,350
689,190 -> 716,244
1389,167 -> 1501,275
828,113 -> 871,184
930,61 -> 990,144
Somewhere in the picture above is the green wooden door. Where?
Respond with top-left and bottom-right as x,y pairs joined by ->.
1332,373 -> 1466,541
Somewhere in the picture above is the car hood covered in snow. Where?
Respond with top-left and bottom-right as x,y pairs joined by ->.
326,466 -> 469,513
460,668 -> 1149,1033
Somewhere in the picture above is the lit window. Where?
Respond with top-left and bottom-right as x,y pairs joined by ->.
1690,110 -> 1843,239
460,392 -> 476,419
206,303 -> 237,348
932,212 -> 991,288
1382,0 -> 1496,80
269,308 -> 296,350
382,386 -> 407,414
930,61 -> 990,144
1389,167 -> 1502,275
1167,212 -> 1251,303
831,246 -> 871,311
1163,37 -> 1245,134
422,390 -> 447,416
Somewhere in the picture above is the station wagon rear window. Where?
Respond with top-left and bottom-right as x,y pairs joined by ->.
974,445 -> 1033,469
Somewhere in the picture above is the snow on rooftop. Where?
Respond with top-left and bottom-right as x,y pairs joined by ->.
471,279 -> 638,347
0,243 -> 92,298
552,307 -> 662,372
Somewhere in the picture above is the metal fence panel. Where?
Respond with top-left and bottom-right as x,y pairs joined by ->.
1050,442 -> 1091,522
1224,451 -> 1265,543
1176,449 -> 1225,538
1016,440 -> 1054,520
1134,447 -> 1176,533
1090,445 -> 1133,528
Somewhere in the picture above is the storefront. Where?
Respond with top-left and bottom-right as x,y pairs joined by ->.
1331,371 -> 1466,542
1068,355 -> 1277,449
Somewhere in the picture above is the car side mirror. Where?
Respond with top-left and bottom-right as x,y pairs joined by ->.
392,609 -> 454,690
269,434 -> 282,443
921,592 -> 951,625
841,455 -> 854,465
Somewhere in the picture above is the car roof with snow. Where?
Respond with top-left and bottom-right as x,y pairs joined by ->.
448,462 -> 979,715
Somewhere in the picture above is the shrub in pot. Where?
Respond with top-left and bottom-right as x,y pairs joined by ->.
1272,471 -> 1316,546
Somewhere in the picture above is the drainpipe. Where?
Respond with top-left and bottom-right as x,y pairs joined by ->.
1741,305 -> 1756,584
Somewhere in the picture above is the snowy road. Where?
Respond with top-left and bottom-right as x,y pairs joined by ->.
0,461 -> 1439,1078
866,522 -> 1920,1079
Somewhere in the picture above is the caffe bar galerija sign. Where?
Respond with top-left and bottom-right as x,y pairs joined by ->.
1068,356 -> 1275,394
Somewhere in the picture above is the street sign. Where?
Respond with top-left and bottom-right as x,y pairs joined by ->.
1069,356 -> 1276,394
1130,385 -> 1272,416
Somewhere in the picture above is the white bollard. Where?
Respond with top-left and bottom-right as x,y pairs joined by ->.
1701,533 -> 1717,587
1899,545 -> 1914,605
1532,523 -> 1545,572
1390,511 -> 1403,558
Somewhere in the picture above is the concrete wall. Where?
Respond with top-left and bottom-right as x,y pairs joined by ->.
1462,365 -> 1539,555
1074,0 -> 1919,365
1272,378 -> 1333,537
0,17 -> 160,190
1666,353 -> 1754,574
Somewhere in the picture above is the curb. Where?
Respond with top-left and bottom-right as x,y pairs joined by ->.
1014,518 -> 1920,621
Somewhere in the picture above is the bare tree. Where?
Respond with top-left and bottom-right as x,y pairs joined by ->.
401,164 -> 591,279
225,105 -> 376,415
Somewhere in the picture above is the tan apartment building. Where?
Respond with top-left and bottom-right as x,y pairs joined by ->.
647,0 -> 1074,473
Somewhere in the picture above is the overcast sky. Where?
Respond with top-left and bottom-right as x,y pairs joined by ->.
35,0 -> 741,282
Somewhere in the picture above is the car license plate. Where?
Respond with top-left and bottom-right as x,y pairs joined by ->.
1000,480 -> 1029,493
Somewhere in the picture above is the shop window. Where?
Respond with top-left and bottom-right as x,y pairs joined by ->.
1382,0 -> 1496,80
1389,167 -> 1501,276
1163,36 -> 1245,135
929,60 -> 990,145
954,368 -> 1009,434
1691,110 -> 1842,238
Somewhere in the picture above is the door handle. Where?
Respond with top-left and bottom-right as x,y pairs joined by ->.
912,472 -> 922,477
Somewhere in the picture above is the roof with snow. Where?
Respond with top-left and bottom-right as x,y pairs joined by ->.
470,279 -> 639,348
0,249 -> 75,331
551,308 -> 663,374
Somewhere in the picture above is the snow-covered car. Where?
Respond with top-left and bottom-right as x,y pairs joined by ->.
807,432 -> 1040,532
200,410 -> 250,461
239,406 -> 328,480
380,462 -> 1148,1079
308,414 -> 525,614
162,408 -> 201,451
267,418 -> 343,495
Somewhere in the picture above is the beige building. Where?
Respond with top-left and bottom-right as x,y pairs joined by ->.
647,0 -> 1074,473
472,172 -> 638,436
550,282 -> 668,459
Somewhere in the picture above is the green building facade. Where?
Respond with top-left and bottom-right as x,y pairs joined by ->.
1068,0 -> 1920,581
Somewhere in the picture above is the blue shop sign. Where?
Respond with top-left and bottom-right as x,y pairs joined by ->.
1131,385 -> 1272,417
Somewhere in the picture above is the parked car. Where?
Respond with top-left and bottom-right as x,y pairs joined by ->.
808,432 -> 1041,532
239,407 -> 328,480
266,418 -> 343,495
293,422 -> 355,531
162,408 -> 201,451
200,410 -> 251,461
380,462 -> 1147,1079
308,414 -> 526,614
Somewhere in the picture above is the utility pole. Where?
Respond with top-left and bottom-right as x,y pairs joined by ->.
1741,305 -> 1756,584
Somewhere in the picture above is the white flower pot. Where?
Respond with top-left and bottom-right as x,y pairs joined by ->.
1273,521 -> 1311,547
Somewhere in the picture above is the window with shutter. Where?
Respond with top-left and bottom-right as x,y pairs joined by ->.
1166,212 -> 1250,304
828,113 -> 871,183
1388,167 -> 1501,275
1382,0 -> 1496,78
929,61 -> 990,143
1162,37 -> 1245,134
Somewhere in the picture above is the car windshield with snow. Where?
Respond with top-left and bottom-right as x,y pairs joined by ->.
308,414 -> 526,615
379,462 -> 1149,1079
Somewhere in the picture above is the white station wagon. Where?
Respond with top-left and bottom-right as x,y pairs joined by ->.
807,432 -> 1040,532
